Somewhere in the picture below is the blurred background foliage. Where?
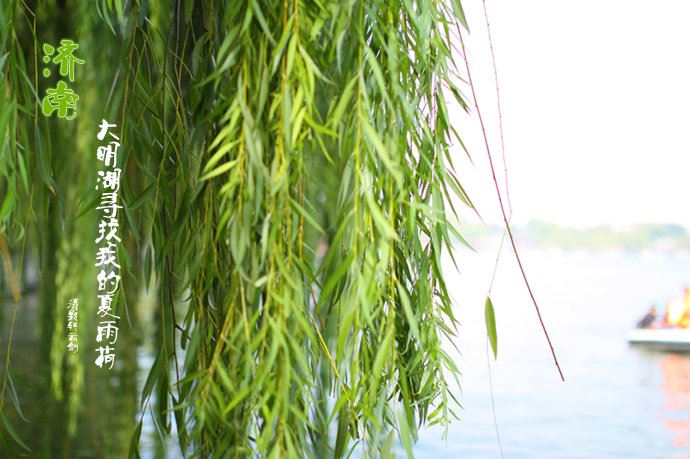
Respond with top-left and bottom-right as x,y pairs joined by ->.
0,0 -> 474,456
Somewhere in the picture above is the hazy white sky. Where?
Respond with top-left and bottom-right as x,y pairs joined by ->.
453,1 -> 690,230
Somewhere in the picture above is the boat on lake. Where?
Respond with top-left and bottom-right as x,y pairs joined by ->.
628,328 -> 690,352
630,288 -> 690,351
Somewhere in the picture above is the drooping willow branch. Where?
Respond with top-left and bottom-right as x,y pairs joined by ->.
458,26 -> 564,382
0,0 -> 563,457
101,1 -> 479,456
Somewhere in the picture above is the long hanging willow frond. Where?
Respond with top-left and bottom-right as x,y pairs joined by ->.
1,0 -> 479,456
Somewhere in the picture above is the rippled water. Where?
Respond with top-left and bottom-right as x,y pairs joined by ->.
416,246 -> 690,458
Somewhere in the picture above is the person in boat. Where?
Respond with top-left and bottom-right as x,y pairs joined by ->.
663,297 -> 686,328
661,289 -> 690,328
680,287 -> 690,328
684,287 -> 690,319
637,305 -> 658,329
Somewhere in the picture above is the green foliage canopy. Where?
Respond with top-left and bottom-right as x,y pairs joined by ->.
0,0 -> 476,456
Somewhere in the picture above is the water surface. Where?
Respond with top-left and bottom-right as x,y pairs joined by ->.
3,247 -> 689,457
416,247 -> 690,458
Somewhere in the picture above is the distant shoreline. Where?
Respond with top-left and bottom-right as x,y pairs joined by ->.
457,220 -> 690,253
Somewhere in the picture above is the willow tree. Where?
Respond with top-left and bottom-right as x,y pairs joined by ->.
0,0 -> 478,456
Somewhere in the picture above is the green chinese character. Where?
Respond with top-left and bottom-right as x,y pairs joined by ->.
42,81 -> 79,120
51,39 -> 84,82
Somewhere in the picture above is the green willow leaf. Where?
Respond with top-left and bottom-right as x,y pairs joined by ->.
200,159 -> 239,181
1,412 -> 30,452
485,296 -> 498,359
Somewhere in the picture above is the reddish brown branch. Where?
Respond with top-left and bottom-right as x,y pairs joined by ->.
459,30 -> 564,381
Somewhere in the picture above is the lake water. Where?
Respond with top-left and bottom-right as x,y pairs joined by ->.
416,246 -> 690,458
3,247 -> 689,457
